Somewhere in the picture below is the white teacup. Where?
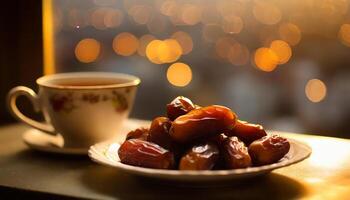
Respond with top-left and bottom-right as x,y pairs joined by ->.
7,72 -> 140,148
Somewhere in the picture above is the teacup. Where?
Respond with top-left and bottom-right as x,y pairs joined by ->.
7,72 -> 140,148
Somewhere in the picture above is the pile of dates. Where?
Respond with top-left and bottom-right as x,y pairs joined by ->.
118,96 -> 290,170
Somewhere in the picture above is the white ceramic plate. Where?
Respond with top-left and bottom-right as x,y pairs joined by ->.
88,136 -> 312,181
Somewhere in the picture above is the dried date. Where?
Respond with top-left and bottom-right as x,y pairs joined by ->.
248,135 -> 290,165
226,120 -> 267,145
118,139 -> 175,169
147,117 -> 172,149
222,136 -> 252,169
170,105 -> 237,143
179,142 -> 220,170
166,96 -> 195,120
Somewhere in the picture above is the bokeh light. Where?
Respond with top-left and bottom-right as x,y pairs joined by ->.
305,79 -> 327,103
147,14 -> 167,34
253,1 -> 282,25
93,0 -> 117,6
160,0 -> 178,17
137,34 -> 156,57
75,38 -> 101,63
157,39 -> 182,63
113,32 -> 139,56
171,31 -> 193,55
90,8 -> 108,30
254,47 -> 279,72
129,5 -> 153,25
146,39 -> 163,64
181,4 -> 202,25
270,40 -> 292,64
68,9 -> 87,28
215,37 -> 237,59
338,24 -> 350,47
279,23 -> 302,46
203,24 -> 224,43
145,39 -> 182,64
103,9 -> 123,28
222,16 -> 243,34
259,26 -> 279,46
228,44 -> 250,66
201,6 -> 221,25
167,62 -> 192,87
217,0 -> 245,21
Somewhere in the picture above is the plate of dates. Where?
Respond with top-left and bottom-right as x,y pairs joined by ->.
89,96 -> 311,181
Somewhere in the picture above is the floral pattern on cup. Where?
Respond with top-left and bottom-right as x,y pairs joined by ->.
49,93 -> 77,113
81,93 -> 100,103
49,91 -> 128,113
111,91 -> 128,112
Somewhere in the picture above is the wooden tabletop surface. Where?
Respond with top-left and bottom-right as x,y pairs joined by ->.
0,120 -> 349,199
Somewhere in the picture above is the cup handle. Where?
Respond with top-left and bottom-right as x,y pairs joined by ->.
7,86 -> 56,135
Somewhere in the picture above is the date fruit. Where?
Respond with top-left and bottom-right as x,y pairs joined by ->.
118,139 -> 175,169
226,120 -> 267,145
126,128 -> 149,141
222,136 -> 252,169
170,105 -> 237,143
179,142 -> 220,170
248,135 -> 290,165
166,96 -> 196,120
147,117 -> 172,149
208,133 -> 228,146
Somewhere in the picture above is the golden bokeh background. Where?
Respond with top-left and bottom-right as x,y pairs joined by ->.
48,0 -> 350,136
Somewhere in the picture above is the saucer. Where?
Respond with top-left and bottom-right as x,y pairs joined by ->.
22,118 -> 151,155
23,129 -> 88,155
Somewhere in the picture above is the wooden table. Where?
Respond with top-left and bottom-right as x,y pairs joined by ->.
0,121 -> 350,199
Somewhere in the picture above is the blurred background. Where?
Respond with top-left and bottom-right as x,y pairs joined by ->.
1,0 -> 350,138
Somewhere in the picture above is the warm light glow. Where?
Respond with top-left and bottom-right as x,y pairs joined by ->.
129,5 -> 153,25
93,0 -> 117,6
270,40 -> 292,64
157,39 -> 182,63
167,62 -> 192,87
305,79 -> 327,103
160,0 -> 178,16
307,137 -> 349,169
253,1 -> 281,25
258,27 -> 278,47
113,32 -> 139,56
104,9 -> 123,28
203,24 -> 224,43
43,0 -> 55,74
137,34 -> 156,57
147,15 -> 167,34
146,40 -> 163,64
338,24 -> 350,47
75,38 -> 101,63
222,16 -> 243,34
181,4 -> 201,25
201,6 -> 221,25
215,37 -> 236,59
171,31 -> 193,55
228,44 -> 250,66
91,8 -> 108,30
254,47 -> 279,72
68,9 -> 87,28
279,23 -> 302,46
145,39 -> 182,64
217,1 -> 244,21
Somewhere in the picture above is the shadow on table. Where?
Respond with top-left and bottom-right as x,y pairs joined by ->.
6,149 -> 91,171
80,165 -> 308,200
